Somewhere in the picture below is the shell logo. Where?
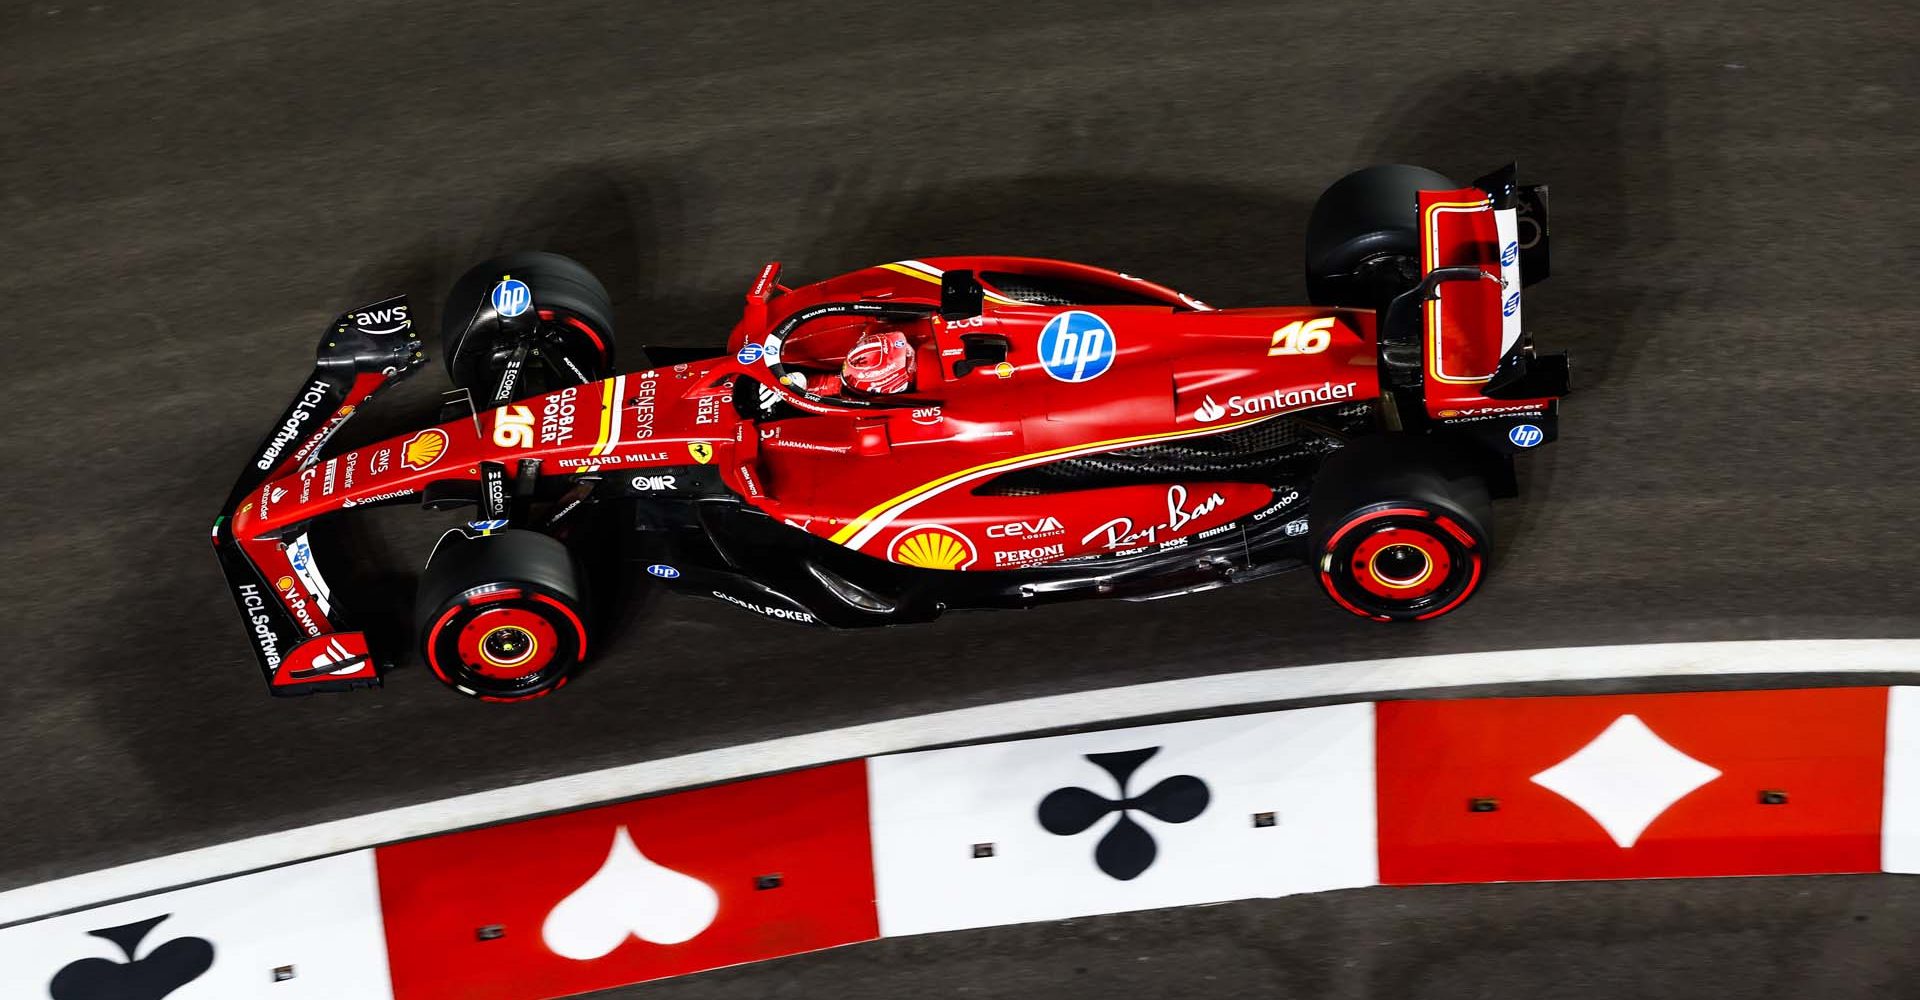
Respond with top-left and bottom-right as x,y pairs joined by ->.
887,525 -> 977,571
276,576 -> 295,592
402,428 -> 449,471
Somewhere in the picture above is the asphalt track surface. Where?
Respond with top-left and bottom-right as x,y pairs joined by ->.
1,0 -> 1916,993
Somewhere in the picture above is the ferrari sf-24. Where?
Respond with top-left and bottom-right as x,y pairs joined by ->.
212,164 -> 1567,701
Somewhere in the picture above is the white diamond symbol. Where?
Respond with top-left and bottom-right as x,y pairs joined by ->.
1529,714 -> 1722,848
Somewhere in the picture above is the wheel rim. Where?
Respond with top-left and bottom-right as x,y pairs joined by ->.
1351,527 -> 1452,600
1319,505 -> 1483,621
458,607 -> 559,680
425,585 -> 588,700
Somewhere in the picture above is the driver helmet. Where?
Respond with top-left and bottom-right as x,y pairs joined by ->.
841,328 -> 915,394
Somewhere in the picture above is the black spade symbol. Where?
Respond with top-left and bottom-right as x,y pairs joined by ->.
48,914 -> 215,1000
1037,747 -> 1210,880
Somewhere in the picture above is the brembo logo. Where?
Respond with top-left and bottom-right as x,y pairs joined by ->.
255,381 -> 333,470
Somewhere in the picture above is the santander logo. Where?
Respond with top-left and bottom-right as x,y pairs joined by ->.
1191,380 -> 1358,424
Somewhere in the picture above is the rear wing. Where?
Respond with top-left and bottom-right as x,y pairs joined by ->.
1383,164 -> 1567,452
211,296 -> 425,695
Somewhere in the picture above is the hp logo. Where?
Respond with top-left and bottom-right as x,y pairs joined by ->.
646,564 -> 681,580
1037,311 -> 1116,383
1508,423 -> 1544,448
491,278 -> 532,318
736,342 -> 765,364
1501,241 -> 1518,267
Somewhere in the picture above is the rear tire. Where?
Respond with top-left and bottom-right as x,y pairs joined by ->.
416,529 -> 592,702
1309,438 -> 1491,621
1305,164 -> 1455,310
441,251 -> 618,404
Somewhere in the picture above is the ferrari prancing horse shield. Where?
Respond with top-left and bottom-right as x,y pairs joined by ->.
688,442 -> 713,464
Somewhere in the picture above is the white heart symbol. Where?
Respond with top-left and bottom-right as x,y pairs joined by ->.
541,825 -> 720,960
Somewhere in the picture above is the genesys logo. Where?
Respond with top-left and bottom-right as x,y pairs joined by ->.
1193,380 -> 1357,424
985,516 -> 1064,540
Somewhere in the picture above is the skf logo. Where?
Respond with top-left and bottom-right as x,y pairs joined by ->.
402,428 -> 449,471
887,525 -> 977,570
688,441 -> 713,464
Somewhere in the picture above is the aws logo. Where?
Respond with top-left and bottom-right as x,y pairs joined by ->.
887,525 -> 977,571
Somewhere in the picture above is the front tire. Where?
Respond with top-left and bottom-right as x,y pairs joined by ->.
1310,440 -> 1491,621
441,251 -> 618,405
416,529 -> 592,702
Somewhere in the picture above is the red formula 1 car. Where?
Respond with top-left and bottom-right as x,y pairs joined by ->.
213,164 -> 1566,701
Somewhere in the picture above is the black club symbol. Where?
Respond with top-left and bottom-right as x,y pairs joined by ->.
1037,747 -> 1210,880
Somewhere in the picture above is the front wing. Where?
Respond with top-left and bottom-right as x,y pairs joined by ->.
210,296 -> 425,695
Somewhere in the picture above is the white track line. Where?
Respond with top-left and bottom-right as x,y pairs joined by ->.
3,638 -> 1915,926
